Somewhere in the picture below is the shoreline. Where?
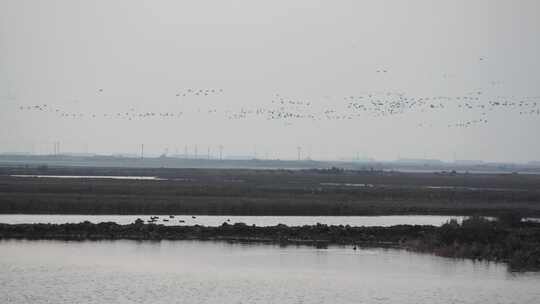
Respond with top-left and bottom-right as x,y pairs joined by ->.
2,218 -> 539,271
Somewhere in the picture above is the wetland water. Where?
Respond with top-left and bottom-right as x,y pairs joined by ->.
0,214 -> 467,227
10,174 -> 164,180
1,239 -> 539,304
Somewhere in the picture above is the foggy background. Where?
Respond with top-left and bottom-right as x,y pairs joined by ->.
1,0 -> 539,162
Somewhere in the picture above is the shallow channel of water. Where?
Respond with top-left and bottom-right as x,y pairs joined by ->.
0,214 -> 467,227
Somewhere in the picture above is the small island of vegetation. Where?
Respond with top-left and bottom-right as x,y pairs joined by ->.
1,214 -> 539,271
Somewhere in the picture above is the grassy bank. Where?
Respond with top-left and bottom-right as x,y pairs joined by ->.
1,217 -> 539,271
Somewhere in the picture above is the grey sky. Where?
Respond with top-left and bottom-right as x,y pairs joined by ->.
1,0 -> 539,162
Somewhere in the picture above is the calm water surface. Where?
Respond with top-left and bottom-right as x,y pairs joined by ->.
0,239 -> 539,304
0,214 -> 467,227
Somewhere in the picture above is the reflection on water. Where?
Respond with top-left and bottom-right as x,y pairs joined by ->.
0,214 -> 467,227
0,239 -> 539,304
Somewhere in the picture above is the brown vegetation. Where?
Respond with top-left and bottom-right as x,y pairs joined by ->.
0,167 -> 539,216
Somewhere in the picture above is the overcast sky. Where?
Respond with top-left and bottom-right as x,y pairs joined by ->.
1,0 -> 539,162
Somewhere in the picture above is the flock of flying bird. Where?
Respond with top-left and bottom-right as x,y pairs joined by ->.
5,56 -> 540,128
12,85 -> 540,128
175,88 -> 224,97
